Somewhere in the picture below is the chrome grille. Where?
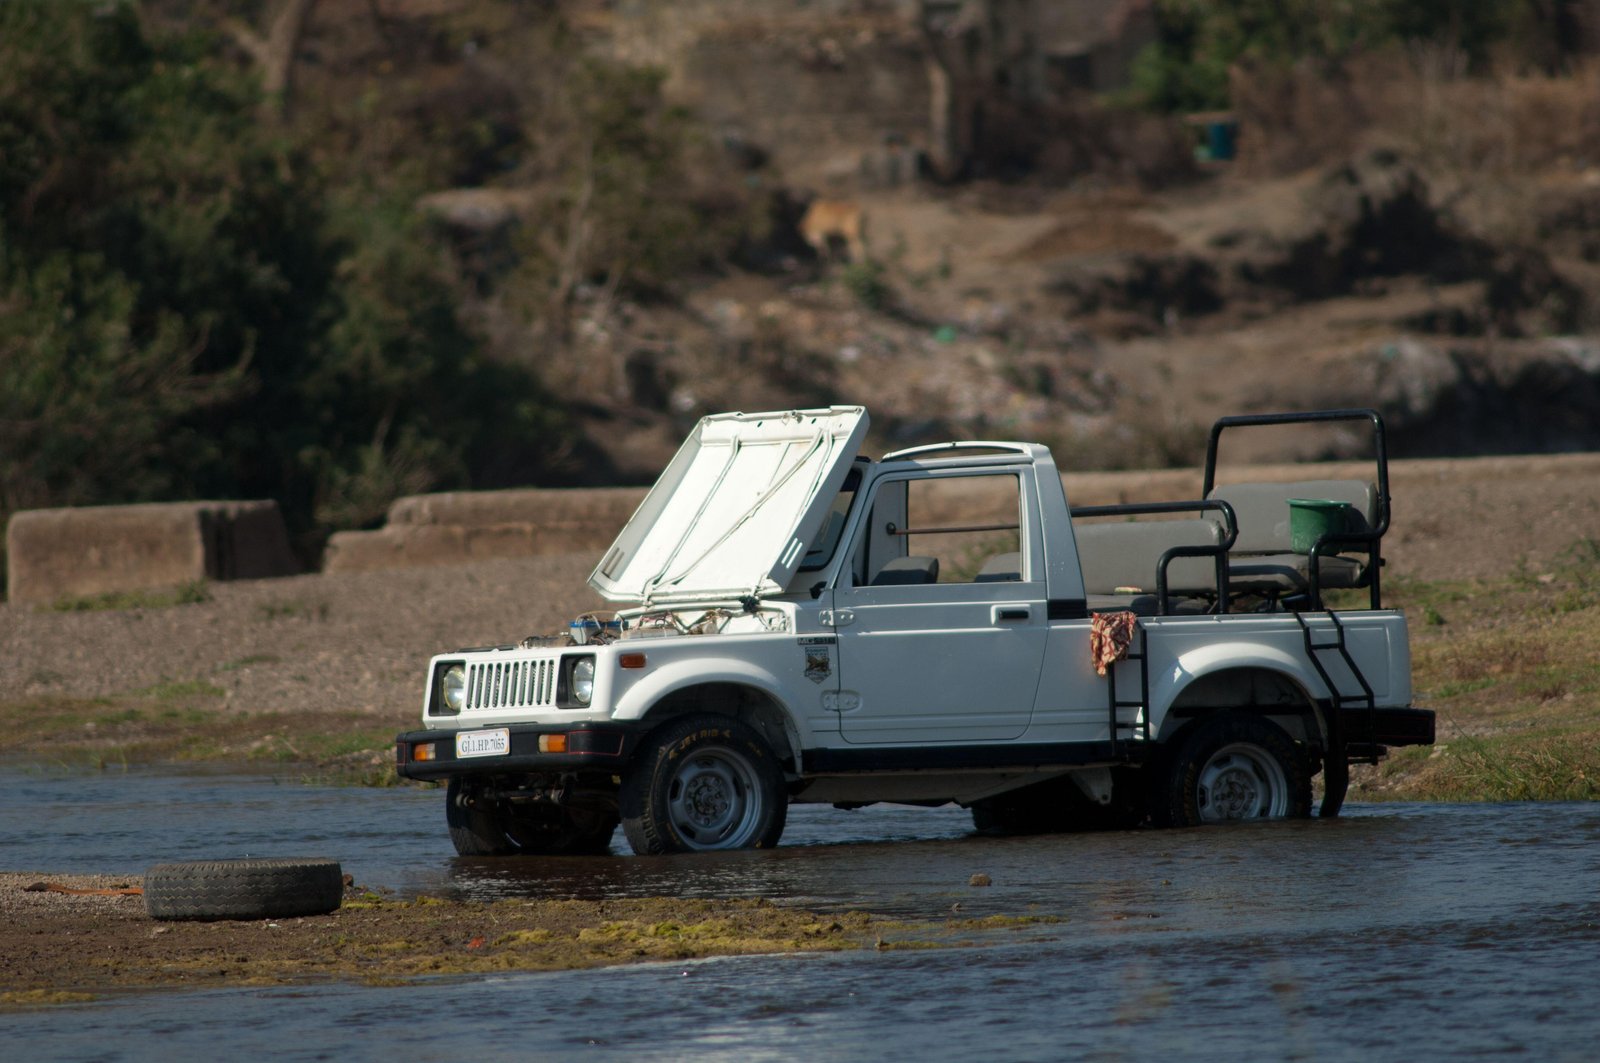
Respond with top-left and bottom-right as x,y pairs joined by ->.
465,658 -> 558,711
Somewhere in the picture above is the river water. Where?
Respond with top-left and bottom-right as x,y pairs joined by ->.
3,767 -> 1599,1061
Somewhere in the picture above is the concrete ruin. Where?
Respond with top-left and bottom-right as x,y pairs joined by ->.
5,501 -> 300,605
321,487 -> 649,574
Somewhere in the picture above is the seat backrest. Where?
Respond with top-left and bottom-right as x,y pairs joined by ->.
1206,480 -> 1376,554
974,552 -> 1022,582
1074,519 -> 1223,595
870,555 -> 941,586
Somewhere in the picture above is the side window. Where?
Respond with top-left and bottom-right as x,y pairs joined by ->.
857,473 -> 1023,586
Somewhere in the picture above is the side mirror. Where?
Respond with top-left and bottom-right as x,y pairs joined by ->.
810,582 -> 826,600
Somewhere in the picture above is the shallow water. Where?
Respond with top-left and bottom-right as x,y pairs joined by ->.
4,768 -> 1599,1061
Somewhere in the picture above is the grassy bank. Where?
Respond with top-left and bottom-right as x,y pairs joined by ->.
1352,541 -> 1600,802
0,695 -> 403,785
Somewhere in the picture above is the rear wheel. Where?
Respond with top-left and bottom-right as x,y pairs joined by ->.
621,715 -> 787,854
1154,713 -> 1312,827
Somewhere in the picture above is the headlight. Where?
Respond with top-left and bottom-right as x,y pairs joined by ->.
438,663 -> 466,714
571,657 -> 595,705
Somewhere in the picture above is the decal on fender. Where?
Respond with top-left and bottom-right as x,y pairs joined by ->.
798,636 -> 835,684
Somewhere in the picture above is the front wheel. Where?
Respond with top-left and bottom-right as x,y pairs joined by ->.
446,776 -> 514,855
445,777 -> 618,856
1154,713 -> 1312,827
621,715 -> 788,854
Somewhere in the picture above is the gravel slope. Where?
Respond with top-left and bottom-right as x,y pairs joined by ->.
0,555 -> 607,720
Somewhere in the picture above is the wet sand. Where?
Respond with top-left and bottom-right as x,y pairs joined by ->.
0,872 -> 876,998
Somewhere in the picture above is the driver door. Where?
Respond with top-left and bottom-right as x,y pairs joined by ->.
828,468 -> 1049,744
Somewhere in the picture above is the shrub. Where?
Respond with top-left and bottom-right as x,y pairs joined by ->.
0,2 -> 568,555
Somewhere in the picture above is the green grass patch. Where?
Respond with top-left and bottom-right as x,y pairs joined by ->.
1374,732 -> 1600,803
256,599 -> 329,621
47,581 -> 211,613
134,679 -> 226,700
1432,677 -> 1497,699
838,259 -> 890,310
0,696 -> 407,784
219,654 -> 282,671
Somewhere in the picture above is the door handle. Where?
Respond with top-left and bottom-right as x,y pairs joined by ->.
992,605 -> 1031,623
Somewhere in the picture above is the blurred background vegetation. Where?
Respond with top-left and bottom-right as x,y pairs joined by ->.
1131,0 -> 1586,113
3,0 -> 1596,568
0,0 -> 750,561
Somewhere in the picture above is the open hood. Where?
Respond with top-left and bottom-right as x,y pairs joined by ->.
589,407 -> 868,605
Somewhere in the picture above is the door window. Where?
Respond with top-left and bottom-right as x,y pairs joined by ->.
857,473 -> 1025,586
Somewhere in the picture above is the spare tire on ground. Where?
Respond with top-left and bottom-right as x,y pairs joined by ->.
144,857 -> 344,922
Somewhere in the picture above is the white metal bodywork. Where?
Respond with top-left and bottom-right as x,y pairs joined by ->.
424,610 -> 1408,765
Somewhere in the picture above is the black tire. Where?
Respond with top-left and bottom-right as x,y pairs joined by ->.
1153,712 -> 1313,828
505,804 -> 619,856
621,715 -> 788,854
144,857 -> 343,922
446,776 -> 618,856
446,776 -> 515,856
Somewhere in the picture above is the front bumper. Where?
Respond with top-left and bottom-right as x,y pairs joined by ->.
395,722 -> 646,782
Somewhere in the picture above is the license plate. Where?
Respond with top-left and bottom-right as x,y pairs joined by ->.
455,728 -> 510,758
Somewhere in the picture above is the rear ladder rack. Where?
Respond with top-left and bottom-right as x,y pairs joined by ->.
1295,609 -> 1377,817
1106,623 -> 1151,757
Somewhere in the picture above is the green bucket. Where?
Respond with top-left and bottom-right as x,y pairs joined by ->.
1288,498 -> 1353,553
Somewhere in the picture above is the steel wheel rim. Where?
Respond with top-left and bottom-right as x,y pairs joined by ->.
1196,742 -> 1289,821
666,746 -> 763,850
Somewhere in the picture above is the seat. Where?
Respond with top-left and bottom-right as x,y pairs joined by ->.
1075,518 -> 1226,616
1207,480 -> 1376,597
870,555 -> 940,586
974,552 -> 1022,582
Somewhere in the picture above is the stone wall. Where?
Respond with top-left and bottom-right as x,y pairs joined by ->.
320,487 -> 647,574
5,501 -> 299,605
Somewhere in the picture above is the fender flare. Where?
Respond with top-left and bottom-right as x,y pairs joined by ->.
1149,643 -> 1331,742
611,656 -> 807,769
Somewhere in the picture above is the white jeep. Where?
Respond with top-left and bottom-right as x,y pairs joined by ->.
396,406 -> 1432,854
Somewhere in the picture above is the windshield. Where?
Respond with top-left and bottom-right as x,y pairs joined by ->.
798,466 -> 861,572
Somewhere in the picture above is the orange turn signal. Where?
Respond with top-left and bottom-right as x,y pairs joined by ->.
539,734 -> 568,754
619,653 -> 647,669
413,742 -> 437,762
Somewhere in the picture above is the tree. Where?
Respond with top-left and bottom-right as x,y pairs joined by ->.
223,0 -> 318,117
0,1 -> 565,551
0,1 -> 273,514
1130,0 -> 1529,113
